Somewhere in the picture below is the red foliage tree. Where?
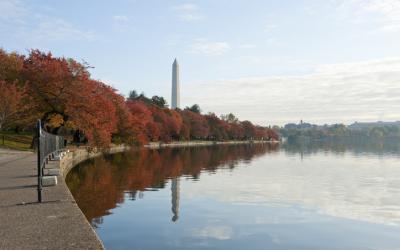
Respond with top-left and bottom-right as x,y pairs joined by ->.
0,81 -> 24,130
241,120 -> 256,140
22,50 -> 120,146
150,106 -> 182,142
228,122 -> 244,140
205,113 -> 229,141
126,100 -> 153,144
0,49 -> 24,84
181,110 -> 209,140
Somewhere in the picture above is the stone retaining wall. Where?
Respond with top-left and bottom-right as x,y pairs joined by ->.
146,140 -> 279,149
60,145 -> 130,177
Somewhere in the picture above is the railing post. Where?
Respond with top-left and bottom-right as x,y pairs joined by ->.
36,120 -> 66,203
37,120 -> 42,203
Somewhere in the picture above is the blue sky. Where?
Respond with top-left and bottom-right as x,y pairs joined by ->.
1,0 -> 400,125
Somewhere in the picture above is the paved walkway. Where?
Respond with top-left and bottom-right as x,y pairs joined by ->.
0,149 -> 103,249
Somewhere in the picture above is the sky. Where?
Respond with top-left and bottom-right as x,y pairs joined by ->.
1,0 -> 400,126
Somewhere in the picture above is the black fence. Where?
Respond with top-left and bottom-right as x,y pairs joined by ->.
37,120 -> 66,202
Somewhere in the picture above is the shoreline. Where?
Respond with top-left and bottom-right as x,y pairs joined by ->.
146,140 -> 280,149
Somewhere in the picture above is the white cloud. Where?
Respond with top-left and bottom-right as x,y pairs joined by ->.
265,37 -> 280,46
113,15 -> 129,22
315,58 -> 400,74
163,34 -> 184,47
172,3 -> 205,22
333,0 -> 400,32
237,43 -> 256,49
364,0 -> 400,32
31,18 -> 94,42
0,1 -> 94,43
112,15 -> 133,32
264,24 -> 277,33
381,23 -> 400,32
183,58 -> 400,125
188,40 -> 231,56
0,0 -> 26,21
364,0 -> 400,20
192,226 -> 233,240
172,3 -> 199,12
179,13 -> 205,22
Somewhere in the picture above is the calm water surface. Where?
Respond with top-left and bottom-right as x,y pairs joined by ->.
66,142 -> 400,250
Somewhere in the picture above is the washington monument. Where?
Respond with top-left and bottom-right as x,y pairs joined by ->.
171,58 -> 180,109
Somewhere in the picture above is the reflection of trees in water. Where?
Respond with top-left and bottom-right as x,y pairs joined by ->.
283,138 -> 400,157
65,143 -> 279,227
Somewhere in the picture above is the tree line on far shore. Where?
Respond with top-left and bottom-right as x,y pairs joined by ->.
0,49 -> 279,147
280,121 -> 400,142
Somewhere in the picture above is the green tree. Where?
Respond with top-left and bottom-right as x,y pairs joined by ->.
221,113 -> 238,124
185,104 -> 201,114
127,90 -> 138,100
151,95 -> 167,108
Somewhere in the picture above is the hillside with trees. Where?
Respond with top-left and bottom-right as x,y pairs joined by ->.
0,49 -> 278,147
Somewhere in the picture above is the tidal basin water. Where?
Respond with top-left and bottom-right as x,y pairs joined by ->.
66,142 -> 400,250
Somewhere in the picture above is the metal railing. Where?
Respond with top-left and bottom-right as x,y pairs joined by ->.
37,120 -> 65,202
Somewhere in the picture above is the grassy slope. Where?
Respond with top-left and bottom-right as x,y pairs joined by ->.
0,133 -> 33,151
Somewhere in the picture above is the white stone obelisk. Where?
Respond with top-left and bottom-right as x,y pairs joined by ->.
171,59 -> 180,109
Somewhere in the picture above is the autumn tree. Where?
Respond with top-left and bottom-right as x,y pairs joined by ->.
0,49 -> 25,85
0,81 -> 24,130
179,113 -> 191,140
228,122 -> 245,140
205,113 -> 229,141
0,49 -> 26,130
22,50 -> 120,146
267,128 -> 280,141
150,106 -> 182,142
181,110 -> 209,140
126,100 -> 153,144
241,120 -> 256,140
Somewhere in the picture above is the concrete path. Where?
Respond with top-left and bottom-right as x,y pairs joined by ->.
0,149 -> 104,249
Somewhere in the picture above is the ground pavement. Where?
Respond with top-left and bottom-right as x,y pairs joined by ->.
0,148 -> 103,249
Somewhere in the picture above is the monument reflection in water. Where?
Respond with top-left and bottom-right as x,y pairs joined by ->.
66,142 -> 400,250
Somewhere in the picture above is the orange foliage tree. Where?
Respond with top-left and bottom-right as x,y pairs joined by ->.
0,81 -> 24,130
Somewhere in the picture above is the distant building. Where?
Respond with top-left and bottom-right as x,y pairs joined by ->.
171,59 -> 180,109
349,121 -> 400,129
284,121 -> 313,130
